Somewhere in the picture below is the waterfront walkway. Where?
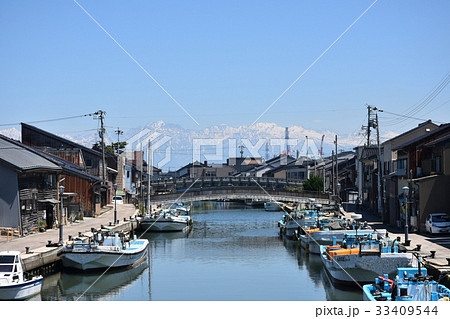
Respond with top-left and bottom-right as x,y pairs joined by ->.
0,204 -> 139,253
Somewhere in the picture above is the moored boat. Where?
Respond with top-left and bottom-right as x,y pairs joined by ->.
264,201 -> 284,211
363,267 -> 450,301
140,209 -> 193,232
173,202 -> 191,214
60,231 -> 149,271
320,234 -> 415,287
0,251 -> 43,300
279,210 -> 319,239
298,215 -> 386,254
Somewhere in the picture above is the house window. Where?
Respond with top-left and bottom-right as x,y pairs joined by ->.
44,174 -> 56,189
433,156 -> 441,173
20,199 -> 33,212
397,159 -> 407,170
127,171 -> 130,178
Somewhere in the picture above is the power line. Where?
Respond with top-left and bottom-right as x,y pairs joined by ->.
382,72 -> 450,126
0,112 -> 97,127
379,109 -> 446,124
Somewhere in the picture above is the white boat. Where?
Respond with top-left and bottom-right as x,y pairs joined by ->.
278,210 -> 319,239
264,201 -> 284,211
140,209 -> 193,232
61,231 -> 149,271
0,251 -> 43,300
175,205 -> 191,214
320,236 -> 415,286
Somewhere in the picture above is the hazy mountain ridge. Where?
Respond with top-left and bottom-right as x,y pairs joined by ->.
0,122 -> 398,170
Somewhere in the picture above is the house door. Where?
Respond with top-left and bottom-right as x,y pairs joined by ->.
46,204 -> 54,229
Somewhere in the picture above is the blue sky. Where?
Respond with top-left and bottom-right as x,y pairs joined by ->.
1,0 -> 449,137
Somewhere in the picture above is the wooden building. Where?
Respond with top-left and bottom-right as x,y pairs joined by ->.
0,135 -> 61,235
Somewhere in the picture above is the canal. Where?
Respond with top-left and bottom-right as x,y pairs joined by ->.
38,201 -> 363,301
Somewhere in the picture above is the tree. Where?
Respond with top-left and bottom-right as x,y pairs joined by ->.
303,175 -> 324,192
92,141 -> 128,155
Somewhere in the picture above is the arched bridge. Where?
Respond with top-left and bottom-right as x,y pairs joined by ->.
149,177 -> 332,205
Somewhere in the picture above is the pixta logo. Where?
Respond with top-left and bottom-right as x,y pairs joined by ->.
124,128 -> 172,168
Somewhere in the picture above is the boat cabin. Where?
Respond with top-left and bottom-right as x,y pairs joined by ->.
0,251 -> 25,285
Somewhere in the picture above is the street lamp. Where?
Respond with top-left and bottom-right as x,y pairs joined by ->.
59,185 -> 65,245
402,186 -> 409,245
113,184 -> 118,225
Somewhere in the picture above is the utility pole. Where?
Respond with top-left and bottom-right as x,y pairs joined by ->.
331,150 -> 335,195
94,110 -> 107,207
285,127 -> 290,154
147,140 -> 152,214
306,136 -> 309,157
374,108 -> 385,219
238,145 -> 245,158
334,135 -> 338,198
140,141 -> 144,211
58,185 -> 65,245
367,105 -> 371,146
94,110 -> 107,183
115,128 -> 123,155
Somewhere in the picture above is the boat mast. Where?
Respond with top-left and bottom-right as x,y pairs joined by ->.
147,139 -> 152,214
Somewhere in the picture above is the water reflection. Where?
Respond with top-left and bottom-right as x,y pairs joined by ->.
37,201 -> 363,301
321,267 -> 363,301
41,258 -> 148,301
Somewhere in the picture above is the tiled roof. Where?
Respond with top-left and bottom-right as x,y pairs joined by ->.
0,135 -> 61,172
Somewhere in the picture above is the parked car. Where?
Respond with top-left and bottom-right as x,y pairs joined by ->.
112,196 -> 124,205
425,213 -> 450,234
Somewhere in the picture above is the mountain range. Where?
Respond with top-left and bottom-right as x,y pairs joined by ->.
0,121 -> 398,171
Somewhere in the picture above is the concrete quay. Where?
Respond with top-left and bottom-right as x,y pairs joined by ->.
0,204 -> 141,274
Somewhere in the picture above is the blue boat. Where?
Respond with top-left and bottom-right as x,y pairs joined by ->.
363,267 -> 450,301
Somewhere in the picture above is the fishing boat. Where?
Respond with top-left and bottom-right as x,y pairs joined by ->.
140,209 -> 193,232
0,251 -> 43,300
264,201 -> 284,211
279,209 -> 321,239
363,267 -> 450,301
244,198 -> 265,207
60,231 -> 149,271
320,234 -> 415,286
173,202 -> 191,214
299,213 -> 386,254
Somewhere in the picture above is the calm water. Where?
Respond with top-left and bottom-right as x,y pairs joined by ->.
39,201 -> 363,301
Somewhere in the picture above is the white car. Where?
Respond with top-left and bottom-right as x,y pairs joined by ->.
112,196 -> 124,205
425,213 -> 450,234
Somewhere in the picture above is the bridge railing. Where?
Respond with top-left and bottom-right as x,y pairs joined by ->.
150,187 -> 330,203
148,176 -> 332,202
151,177 -> 304,193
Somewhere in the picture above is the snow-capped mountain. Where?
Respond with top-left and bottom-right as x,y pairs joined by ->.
0,121 -> 398,171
